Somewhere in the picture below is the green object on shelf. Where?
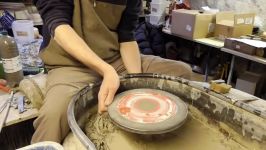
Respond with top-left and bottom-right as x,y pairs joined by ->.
0,61 -> 5,79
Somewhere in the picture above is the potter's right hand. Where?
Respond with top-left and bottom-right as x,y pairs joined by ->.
98,66 -> 120,114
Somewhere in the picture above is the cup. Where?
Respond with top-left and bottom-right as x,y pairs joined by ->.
12,20 -> 34,43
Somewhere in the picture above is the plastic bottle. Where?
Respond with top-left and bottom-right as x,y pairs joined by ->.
0,30 -> 24,87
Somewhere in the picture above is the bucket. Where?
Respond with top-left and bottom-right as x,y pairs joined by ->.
17,141 -> 64,150
150,2 -> 166,15
12,20 -> 34,43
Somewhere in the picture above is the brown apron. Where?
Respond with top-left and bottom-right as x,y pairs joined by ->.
40,0 -> 126,68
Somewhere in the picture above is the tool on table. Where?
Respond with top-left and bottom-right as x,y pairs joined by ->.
0,90 -> 14,133
17,96 -> 25,114
0,84 -> 12,113
190,80 -> 257,104
190,79 -> 231,94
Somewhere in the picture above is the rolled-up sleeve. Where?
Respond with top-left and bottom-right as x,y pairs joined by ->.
33,0 -> 73,36
117,0 -> 141,43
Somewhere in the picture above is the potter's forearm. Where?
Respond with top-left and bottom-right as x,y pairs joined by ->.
120,41 -> 142,73
54,25 -> 112,75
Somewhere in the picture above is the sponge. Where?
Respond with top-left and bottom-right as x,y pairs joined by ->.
210,82 -> 231,94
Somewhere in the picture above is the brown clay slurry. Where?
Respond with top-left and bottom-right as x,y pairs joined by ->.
83,105 -> 264,150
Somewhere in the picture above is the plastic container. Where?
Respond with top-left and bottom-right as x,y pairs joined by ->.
150,2 -> 166,15
12,20 -> 34,43
152,0 -> 165,3
0,61 -> 5,79
0,10 -> 15,29
148,14 -> 165,25
0,30 -> 24,87
17,141 -> 64,150
16,39 -> 43,68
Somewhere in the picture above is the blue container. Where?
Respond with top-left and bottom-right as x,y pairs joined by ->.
0,10 -> 15,29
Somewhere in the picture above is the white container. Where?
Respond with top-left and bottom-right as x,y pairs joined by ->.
18,141 -> 64,150
152,0 -> 165,3
149,14 -> 165,25
12,20 -> 34,43
150,2 -> 166,15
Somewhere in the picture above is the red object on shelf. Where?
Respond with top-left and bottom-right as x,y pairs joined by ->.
0,83 -> 11,93
168,0 -> 191,24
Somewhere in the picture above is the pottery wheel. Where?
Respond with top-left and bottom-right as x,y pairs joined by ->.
108,89 -> 188,134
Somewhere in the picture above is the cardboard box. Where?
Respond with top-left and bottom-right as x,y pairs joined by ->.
214,12 -> 255,40
256,48 -> 266,58
171,9 -> 215,39
224,38 -> 256,55
236,72 -> 261,95
224,38 -> 266,55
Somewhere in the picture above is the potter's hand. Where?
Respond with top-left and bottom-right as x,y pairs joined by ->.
98,67 -> 120,114
0,79 -> 7,85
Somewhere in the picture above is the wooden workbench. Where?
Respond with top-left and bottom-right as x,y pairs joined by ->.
221,48 -> 266,84
162,27 -> 224,48
0,92 -> 38,149
162,27 -> 224,81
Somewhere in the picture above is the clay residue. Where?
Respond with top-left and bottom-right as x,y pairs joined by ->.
84,106 -> 116,150
82,105 -> 265,150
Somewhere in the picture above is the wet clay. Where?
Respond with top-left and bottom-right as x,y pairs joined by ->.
138,100 -> 157,111
80,105 -> 265,150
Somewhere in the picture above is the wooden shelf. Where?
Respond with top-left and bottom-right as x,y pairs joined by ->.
221,48 -> 266,65
162,27 -> 224,49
